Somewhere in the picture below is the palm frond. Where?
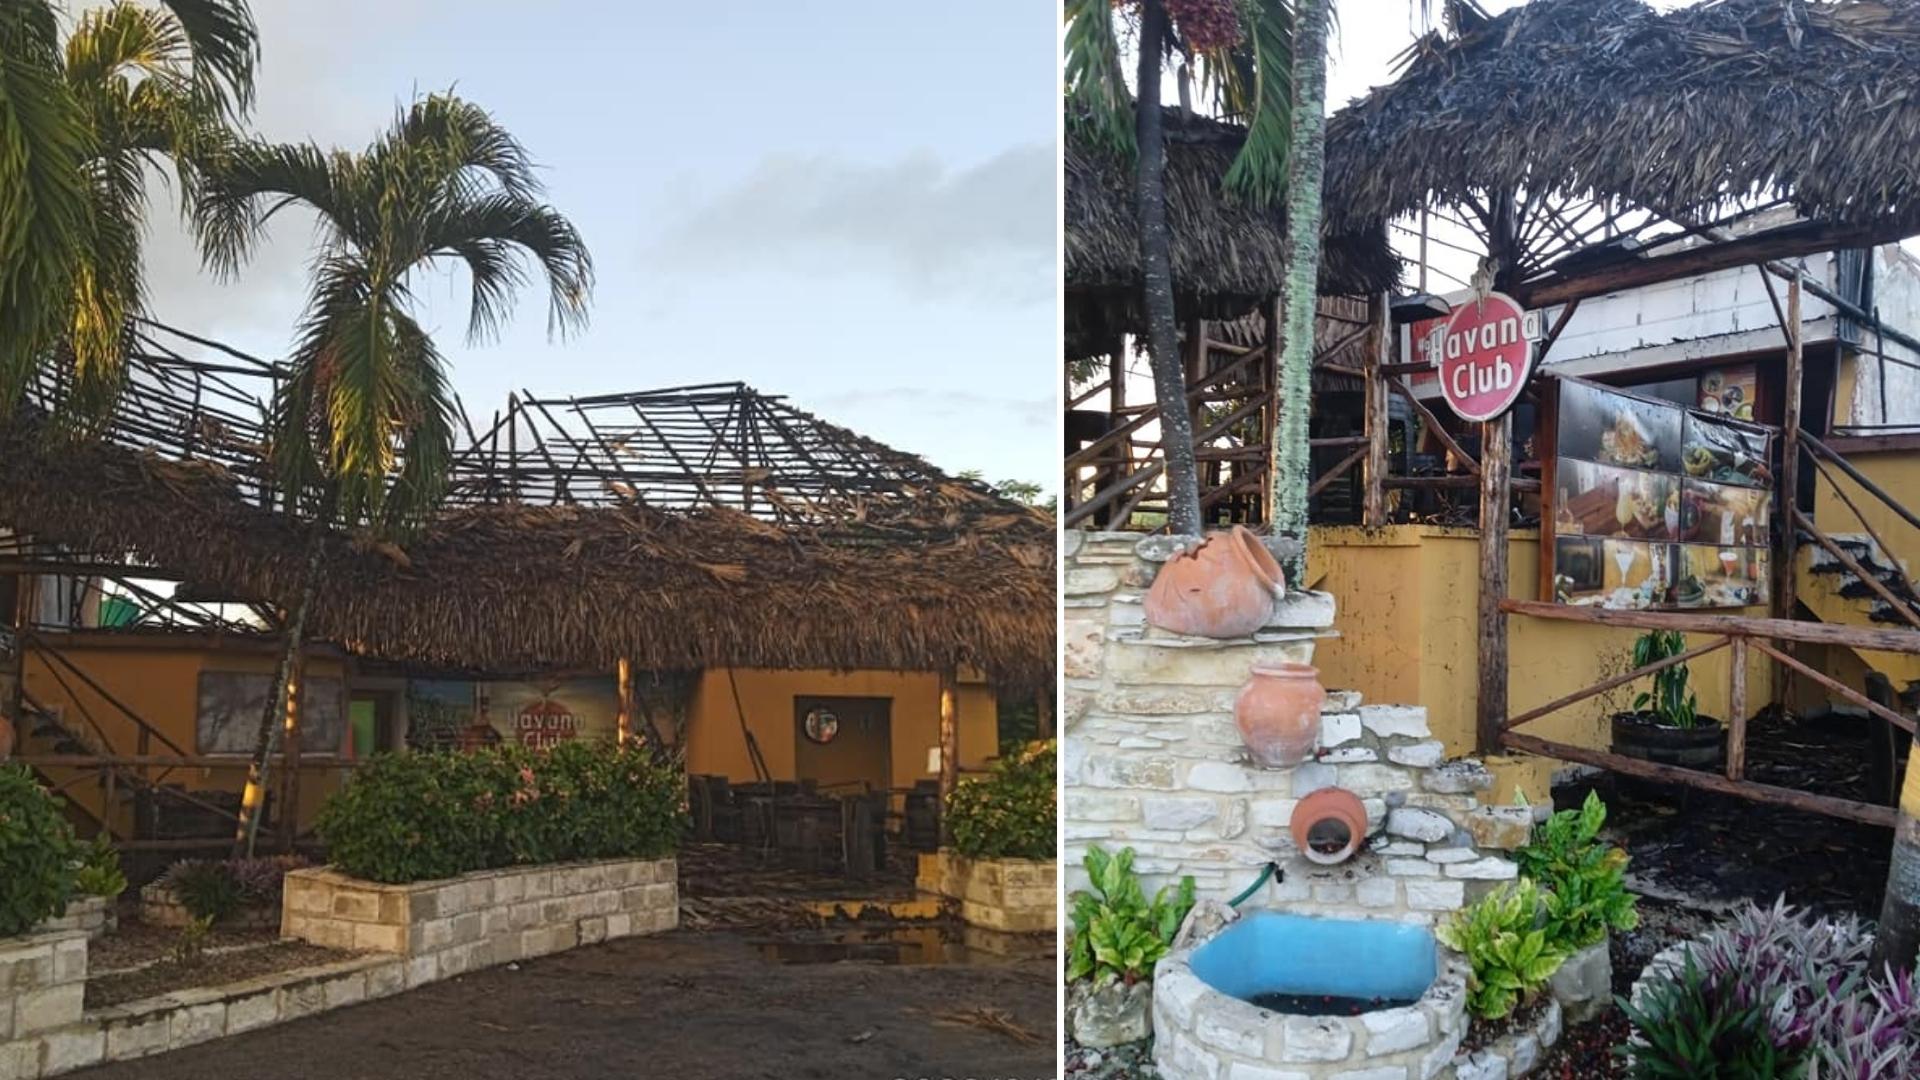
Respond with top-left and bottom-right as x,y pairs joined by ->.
156,0 -> 258,118
1220,0 -> 1295,206
381,92 -> 542,205
0,0 -> 94,409
377,312 -> 456,535
421,193 -> 592,343
193,139 -> 350,276
1064,0 -> 1135,157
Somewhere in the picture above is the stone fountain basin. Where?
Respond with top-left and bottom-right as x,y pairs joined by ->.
1153,911 -> 1470,1080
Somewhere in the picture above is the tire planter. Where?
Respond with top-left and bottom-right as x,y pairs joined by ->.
1609,712 -> 1725,771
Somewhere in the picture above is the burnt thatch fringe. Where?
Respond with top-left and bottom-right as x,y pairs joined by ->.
1066,107 -> 1401,358
1325,0 -> 1920,236
0,430 -> 1057,693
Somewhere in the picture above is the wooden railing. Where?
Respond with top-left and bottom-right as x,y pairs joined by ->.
1497,599 -> 1920,828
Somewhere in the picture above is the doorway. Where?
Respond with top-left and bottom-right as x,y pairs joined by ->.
793,696 -> 891,795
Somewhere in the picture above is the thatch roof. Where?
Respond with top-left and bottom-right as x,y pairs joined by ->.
1066,107 -> 1401,358
1325,0 -> 1920,237
0,387 -> 1056,692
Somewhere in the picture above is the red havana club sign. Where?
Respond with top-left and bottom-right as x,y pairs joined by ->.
1436,291 -> 1536,422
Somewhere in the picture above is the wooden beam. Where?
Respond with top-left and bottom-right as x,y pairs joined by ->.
1804,431 -> 1920,534
1794,508 -> 1920,631
1751,639 -> 1916,736
937,671 -> 958,847
1728,636 -> 1749,781
1774,276 -> 1804,708
1804,451 -> 1920,606
1387,377 -> 1480,476
1502,636 -> 1729,732
1501,730 -> 1896,828
1477,413 -> 1513,753
1363,293 -> 1390,527
617,657 -> 633,745
1310,448 -> 1367,497
1501,598 -> 1920,654
1515,218 -> 1918,310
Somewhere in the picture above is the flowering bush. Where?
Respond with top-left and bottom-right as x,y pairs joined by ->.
947,741 -> 1055,861
316,742 -> 685,884
1621,899 -> 1920,1079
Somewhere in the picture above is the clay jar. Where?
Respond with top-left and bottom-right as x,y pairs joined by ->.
1291,787 -> 1367,865
1234,662 -> 1325,769
1143,525 -> 1284,638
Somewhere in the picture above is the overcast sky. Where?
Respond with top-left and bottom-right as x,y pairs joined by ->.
112,0 -> 1055,486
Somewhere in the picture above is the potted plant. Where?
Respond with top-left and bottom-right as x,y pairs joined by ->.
1065,845 -> 1195,1049
1609,630 -> 1725,770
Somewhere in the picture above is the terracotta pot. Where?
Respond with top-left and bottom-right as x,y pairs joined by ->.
1143,526 -> 1285,638
1234,662 -> 1325,769
1291,787 -> 1366,865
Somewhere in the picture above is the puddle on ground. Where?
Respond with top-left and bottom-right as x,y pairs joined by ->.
755,924 -> 1053,967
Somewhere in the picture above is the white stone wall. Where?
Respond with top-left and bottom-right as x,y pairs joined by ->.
916,852 -> 1056,933
282,857 -> 678,985
0,931 -> 87,1051
1064,532 -> 1531,925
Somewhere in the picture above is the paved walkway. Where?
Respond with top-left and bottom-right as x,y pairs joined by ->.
75,930 -> 1056,1080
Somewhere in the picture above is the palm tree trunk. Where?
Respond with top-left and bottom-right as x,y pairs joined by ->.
231,538 -> 323,857
1270,0 -> 1331,585
1134,0 -> 1202,536
1874,749 -> 1920,975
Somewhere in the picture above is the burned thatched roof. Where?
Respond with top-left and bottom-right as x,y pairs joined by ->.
0,376 -> 1056,691
1325,0 -> 1920,237
1066,107 -> 1400,358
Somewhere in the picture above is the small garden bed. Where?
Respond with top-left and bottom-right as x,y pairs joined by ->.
86,940 -> 354,1009
86,921 -> 281,976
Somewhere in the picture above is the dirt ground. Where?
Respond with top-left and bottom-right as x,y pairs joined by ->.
76,929 -> 1055,1080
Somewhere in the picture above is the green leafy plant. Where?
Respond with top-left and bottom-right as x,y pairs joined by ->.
1515,791 -> 1638,951
1066,845 -> 1195,986
71,835 -> 127,898
315,742 -> 685,885
164,860 -> 245,924
1631,630 -> 1700,729
0,765 -> 79,936
1435,877 -> 1569,1020
172,915 -> 216,967
1617,951 -> 1805,1079
947,742 -> 1056,861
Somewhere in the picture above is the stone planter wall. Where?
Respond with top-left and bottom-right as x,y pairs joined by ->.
915,851 -> 1056,933
139,885 -> 277,931
34,899 -> 114,942
0,931 -> 87,1055
1152,943 -> 1473,1080
1064,531 -> 1535,925
282,857 -> 678,985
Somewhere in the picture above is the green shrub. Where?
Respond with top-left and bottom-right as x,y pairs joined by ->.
1066,845 -> 1195,985
71,835 -> 128,898
164,860 -> 244,923
1631,630 -> 1700,728
0,765 -> 78,937
1435,877 -> 1568,1020
1617,951 -> 1803,1079
1515,791 -> 1638,951
947,741 -> 1055,861
316,742 -> 685,884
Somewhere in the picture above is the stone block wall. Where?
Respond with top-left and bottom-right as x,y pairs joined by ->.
916,852 -> 1056,932
1064,531 -> 1535,925
0,932 -> 87,1050
140,885 -> 275,931
282,857 -> 678,984
34,899 -> 113,942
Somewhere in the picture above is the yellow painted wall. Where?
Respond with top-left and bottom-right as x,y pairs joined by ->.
1306,525 -> 1774,804
19,638 -> 1002,839
19,637 -> 351,836
683,667 -> 999,793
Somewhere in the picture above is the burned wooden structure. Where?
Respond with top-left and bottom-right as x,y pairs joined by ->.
1,324 -> 1055,857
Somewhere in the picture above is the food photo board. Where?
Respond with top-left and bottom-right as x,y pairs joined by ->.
1545,376 -> 1775,610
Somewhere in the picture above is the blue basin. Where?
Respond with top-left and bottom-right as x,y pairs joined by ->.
1190,911 -> 1438,1004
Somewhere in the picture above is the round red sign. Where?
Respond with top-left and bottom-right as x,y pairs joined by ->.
1437,291 -> 1533,422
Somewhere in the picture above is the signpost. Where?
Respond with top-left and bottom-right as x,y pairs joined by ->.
1435,291 -> 1537,422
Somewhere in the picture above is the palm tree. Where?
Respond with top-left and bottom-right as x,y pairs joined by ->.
1269,0 -> 1329,584
193,93 -> 594,853
0,0 -> 258,424
1875,753 -> 1920,974
1063,0 -> 1292,536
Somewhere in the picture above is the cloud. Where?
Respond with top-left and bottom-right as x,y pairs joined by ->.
650,144 -> 1054,305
